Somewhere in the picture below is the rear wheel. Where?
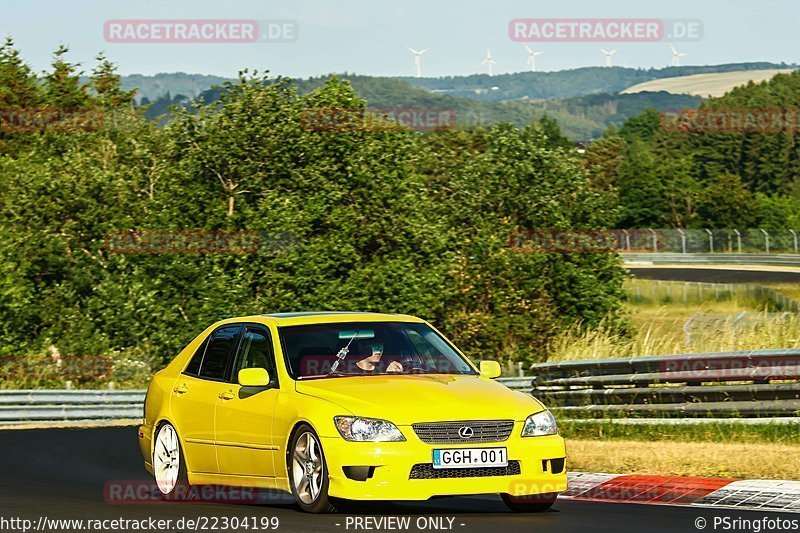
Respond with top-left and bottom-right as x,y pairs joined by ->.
501,492 -> 558,512
288,424 -> 337,513
153,423 -> 191,501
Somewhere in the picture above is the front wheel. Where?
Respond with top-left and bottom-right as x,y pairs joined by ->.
288,425 -> 337,513
501,492 -> 558,513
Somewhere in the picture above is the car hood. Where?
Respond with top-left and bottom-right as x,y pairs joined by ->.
294,374 -> 545,425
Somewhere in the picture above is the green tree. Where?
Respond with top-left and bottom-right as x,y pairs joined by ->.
695,173 -> 756,228
0,37 -> 41,107
42,45 -> 89,109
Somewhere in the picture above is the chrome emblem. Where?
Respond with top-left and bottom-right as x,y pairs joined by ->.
458,426 -> 474,439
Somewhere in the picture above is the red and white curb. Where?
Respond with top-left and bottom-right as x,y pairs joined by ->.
562,472 -> 800,513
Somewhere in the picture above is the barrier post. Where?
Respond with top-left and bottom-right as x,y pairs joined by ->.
733,229 -> 742,253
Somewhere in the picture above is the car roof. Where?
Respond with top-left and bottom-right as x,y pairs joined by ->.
213,311 -> 426,328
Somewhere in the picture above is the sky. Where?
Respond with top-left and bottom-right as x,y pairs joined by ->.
2,0 -> 799,78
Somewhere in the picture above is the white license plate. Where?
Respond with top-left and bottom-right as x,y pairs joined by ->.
432,447 -> 508,469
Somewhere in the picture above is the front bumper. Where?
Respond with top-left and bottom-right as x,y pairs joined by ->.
321,426 -> 567,501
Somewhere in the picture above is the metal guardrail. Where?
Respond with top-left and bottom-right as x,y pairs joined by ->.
623,253 -> 800,267
0,390 -> 145,425
6,355 -> 800,425
509,349 -> 800,418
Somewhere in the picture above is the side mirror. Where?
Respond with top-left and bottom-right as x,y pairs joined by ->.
479,360 -> 502,379
238,368 -> 270,387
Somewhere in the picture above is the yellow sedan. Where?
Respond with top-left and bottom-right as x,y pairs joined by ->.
139,312 -> 567,513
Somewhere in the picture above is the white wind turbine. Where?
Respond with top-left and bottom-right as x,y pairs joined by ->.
480,47 -> 497,76
524,45 -> 544,72
599,48 -> 617,67
670,45 -> 687,67
406,46 -> 429,77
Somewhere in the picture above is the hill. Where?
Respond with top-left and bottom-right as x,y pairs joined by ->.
118,62 -> 793,104
143,75 -> 701,140
401,63 -> 793,102
621,69 -> 796,97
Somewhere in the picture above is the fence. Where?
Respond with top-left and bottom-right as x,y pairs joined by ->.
616,229 -> 800,254
511,229 -> 800,254
515,349 -> 800,419
627,279 -> 800,312
0,390 -> 145,425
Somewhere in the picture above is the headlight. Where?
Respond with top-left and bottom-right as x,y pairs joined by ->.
521,410 -> 558,437
334,416 -> 406,442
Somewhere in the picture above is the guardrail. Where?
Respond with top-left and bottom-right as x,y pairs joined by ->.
0,390 -> 145,425
511,349 -> 800,418
6,354 -> 800,425
623,253 -> 800,267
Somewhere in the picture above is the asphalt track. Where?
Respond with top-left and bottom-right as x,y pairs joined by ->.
0,427 -> 796,532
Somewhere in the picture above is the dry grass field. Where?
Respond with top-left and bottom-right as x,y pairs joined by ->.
568,439 -> 800,480
621,69 -> 795,97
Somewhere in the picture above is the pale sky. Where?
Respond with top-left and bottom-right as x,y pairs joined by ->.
2,0 -> 798,78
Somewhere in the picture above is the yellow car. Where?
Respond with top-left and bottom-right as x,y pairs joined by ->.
139,312 -> 567,513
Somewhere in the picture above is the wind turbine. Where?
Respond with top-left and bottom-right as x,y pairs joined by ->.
599,48 -> 617,67
524,45 -> 544,72
406,46 -> 429,77
480,47 -> 497,76
670,45 -> 687,67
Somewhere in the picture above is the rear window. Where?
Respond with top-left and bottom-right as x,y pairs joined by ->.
197,325 -> 241,380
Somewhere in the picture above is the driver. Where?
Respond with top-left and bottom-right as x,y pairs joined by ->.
355,343 -> 403,373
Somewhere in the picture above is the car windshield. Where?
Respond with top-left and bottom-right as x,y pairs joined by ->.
280,322 -> 477,379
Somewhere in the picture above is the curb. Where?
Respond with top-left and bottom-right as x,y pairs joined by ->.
563,472 -> 800,513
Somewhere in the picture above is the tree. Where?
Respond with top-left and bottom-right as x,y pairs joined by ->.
0,37 -> 41,107
695,173 -> 756,228
42,45 -> 89,109
90,54 -> 135,109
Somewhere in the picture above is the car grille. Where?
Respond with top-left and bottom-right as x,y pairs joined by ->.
411,420 -> 515,444
409,461 -> 521,479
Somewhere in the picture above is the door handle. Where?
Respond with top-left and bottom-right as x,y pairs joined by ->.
219,390 -> 235,400
173,383 -> 189,394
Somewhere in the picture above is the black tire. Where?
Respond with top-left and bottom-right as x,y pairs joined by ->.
287,424 -> 337,513
501,492 -> 558,513
153,422 -> 193,501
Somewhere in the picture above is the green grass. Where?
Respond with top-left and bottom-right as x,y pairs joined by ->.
548,280 -> 800,361
559,420 -> 800,445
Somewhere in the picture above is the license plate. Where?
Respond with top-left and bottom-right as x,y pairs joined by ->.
432,447 -> 507,469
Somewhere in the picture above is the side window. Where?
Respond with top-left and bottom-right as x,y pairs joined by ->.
183,335 -> 210,376
232,327 -> 277,386
197,325 -> 242,381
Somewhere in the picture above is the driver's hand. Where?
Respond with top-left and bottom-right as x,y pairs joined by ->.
386,361 -> 404,373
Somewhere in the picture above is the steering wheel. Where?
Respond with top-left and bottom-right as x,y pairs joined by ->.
400,356 -> 428,374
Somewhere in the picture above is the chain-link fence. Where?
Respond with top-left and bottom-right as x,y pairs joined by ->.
627,280 -> 800,312
615,229 -> 800,254
509,229 -> 800,254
